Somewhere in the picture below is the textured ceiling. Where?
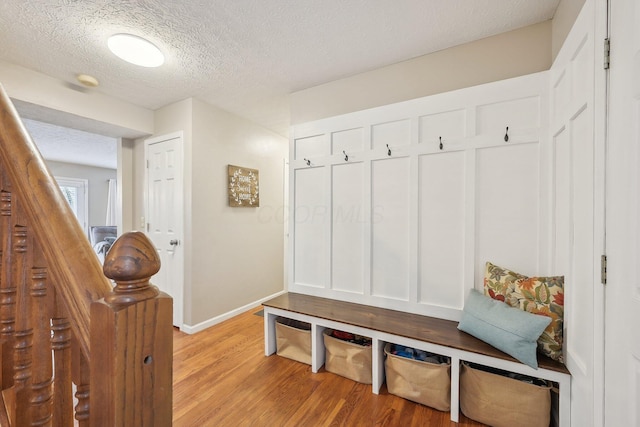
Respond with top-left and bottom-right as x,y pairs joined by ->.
23,118 -> 118,169
0,0 -> 559,148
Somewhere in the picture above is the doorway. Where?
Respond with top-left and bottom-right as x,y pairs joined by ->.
145,131 -> 185,328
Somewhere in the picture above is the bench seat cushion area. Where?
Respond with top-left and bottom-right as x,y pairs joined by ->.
263,292 -> 568,373
262,292 -> 571,426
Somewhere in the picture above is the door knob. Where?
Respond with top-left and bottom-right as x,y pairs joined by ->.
169,239 -> 179,246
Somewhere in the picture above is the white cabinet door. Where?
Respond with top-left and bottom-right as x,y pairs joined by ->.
549,1 -> 606,425
605,0 -> 640,424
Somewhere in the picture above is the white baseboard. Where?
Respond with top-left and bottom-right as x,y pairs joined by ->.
180,290 -> 286,335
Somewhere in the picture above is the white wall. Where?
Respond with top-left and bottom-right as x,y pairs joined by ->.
551,0 -> 587,58
290,0 -> 587,126
290,21 -> 552,125
190,98 -> 288,324
142,98 -> 288,328
0,61 -> 153,137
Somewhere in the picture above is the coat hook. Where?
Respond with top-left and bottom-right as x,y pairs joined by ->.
343,150 -> 349,161
439,136 -> 443,150
303,158 -> 311,166
504,126 -> 509,142
386,144 -> 391,156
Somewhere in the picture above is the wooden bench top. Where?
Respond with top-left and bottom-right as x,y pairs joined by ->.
263,292 -> 569,375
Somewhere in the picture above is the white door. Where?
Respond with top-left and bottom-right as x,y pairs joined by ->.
549,1 -> 607,425
605,0 -> 640,424
145,132 -> 184,328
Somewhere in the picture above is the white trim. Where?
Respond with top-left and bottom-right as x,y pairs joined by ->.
592,0 -> 608,424
180,290 -> 287,334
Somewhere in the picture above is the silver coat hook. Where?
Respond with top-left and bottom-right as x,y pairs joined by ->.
439,136 -> 443,150
386,144 -> 391,156
303,158 -> 311,166
343,150 -> 349,161
504,126 -> 509,142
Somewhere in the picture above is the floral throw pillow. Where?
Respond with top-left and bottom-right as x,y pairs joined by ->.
483,262 -> 527,301
483,262 -> 565,363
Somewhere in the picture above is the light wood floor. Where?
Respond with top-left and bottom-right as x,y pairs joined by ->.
172,307 -> 486,427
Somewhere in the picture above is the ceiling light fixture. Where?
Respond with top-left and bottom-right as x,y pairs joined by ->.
107,33 -> 164,68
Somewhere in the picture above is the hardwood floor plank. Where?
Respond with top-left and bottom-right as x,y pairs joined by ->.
173,308 -> 486,426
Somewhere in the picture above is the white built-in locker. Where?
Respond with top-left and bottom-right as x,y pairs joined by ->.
289,72 -> 549,320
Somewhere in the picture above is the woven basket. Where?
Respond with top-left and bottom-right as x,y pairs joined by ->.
384,343 -> 451,411
275,318 -> 311,365
460,362 -> 551,427
323,330 -> 372,384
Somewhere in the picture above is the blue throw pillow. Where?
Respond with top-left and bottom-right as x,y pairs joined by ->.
458,289 -> 551,369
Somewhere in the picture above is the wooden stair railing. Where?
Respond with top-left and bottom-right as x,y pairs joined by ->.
0,83 -> 172,426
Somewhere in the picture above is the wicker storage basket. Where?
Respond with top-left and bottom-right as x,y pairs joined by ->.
460,362 -> 552,427
275,317 -> 311,365
323,330 -> 372,384
384,343 -> 451,411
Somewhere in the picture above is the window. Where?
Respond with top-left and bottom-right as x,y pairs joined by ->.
56,177 -> 89,236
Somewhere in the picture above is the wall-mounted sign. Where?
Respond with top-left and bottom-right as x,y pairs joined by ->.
228,165 -> 259,207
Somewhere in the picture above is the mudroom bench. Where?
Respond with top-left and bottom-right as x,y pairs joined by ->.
263,292 -> 571,426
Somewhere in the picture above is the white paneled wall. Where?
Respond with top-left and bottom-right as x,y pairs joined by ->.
418,151 -> 465,308
293,167 -> 326,287
474,143 -> 541,286
331,162 -> 364,294
371,157 -> 411,300
289,72 -> 550,320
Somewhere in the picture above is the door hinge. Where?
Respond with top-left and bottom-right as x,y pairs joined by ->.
604,38 -> 611,70
146,159 -> 149,168
601,254 -> 607,284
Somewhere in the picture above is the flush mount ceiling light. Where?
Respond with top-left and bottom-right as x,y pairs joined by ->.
107,33 -> 164,67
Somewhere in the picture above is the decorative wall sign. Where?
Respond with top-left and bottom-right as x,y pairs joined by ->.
228,165 -> 260,207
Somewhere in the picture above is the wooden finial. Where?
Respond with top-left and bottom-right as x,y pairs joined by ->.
103,232 -> 161,305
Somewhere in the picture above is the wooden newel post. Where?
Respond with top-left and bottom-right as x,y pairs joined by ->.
90,232 -> 173,426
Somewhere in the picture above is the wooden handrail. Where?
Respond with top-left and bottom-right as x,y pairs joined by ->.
0,83 -> 172,425
0,85 -> 112,360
